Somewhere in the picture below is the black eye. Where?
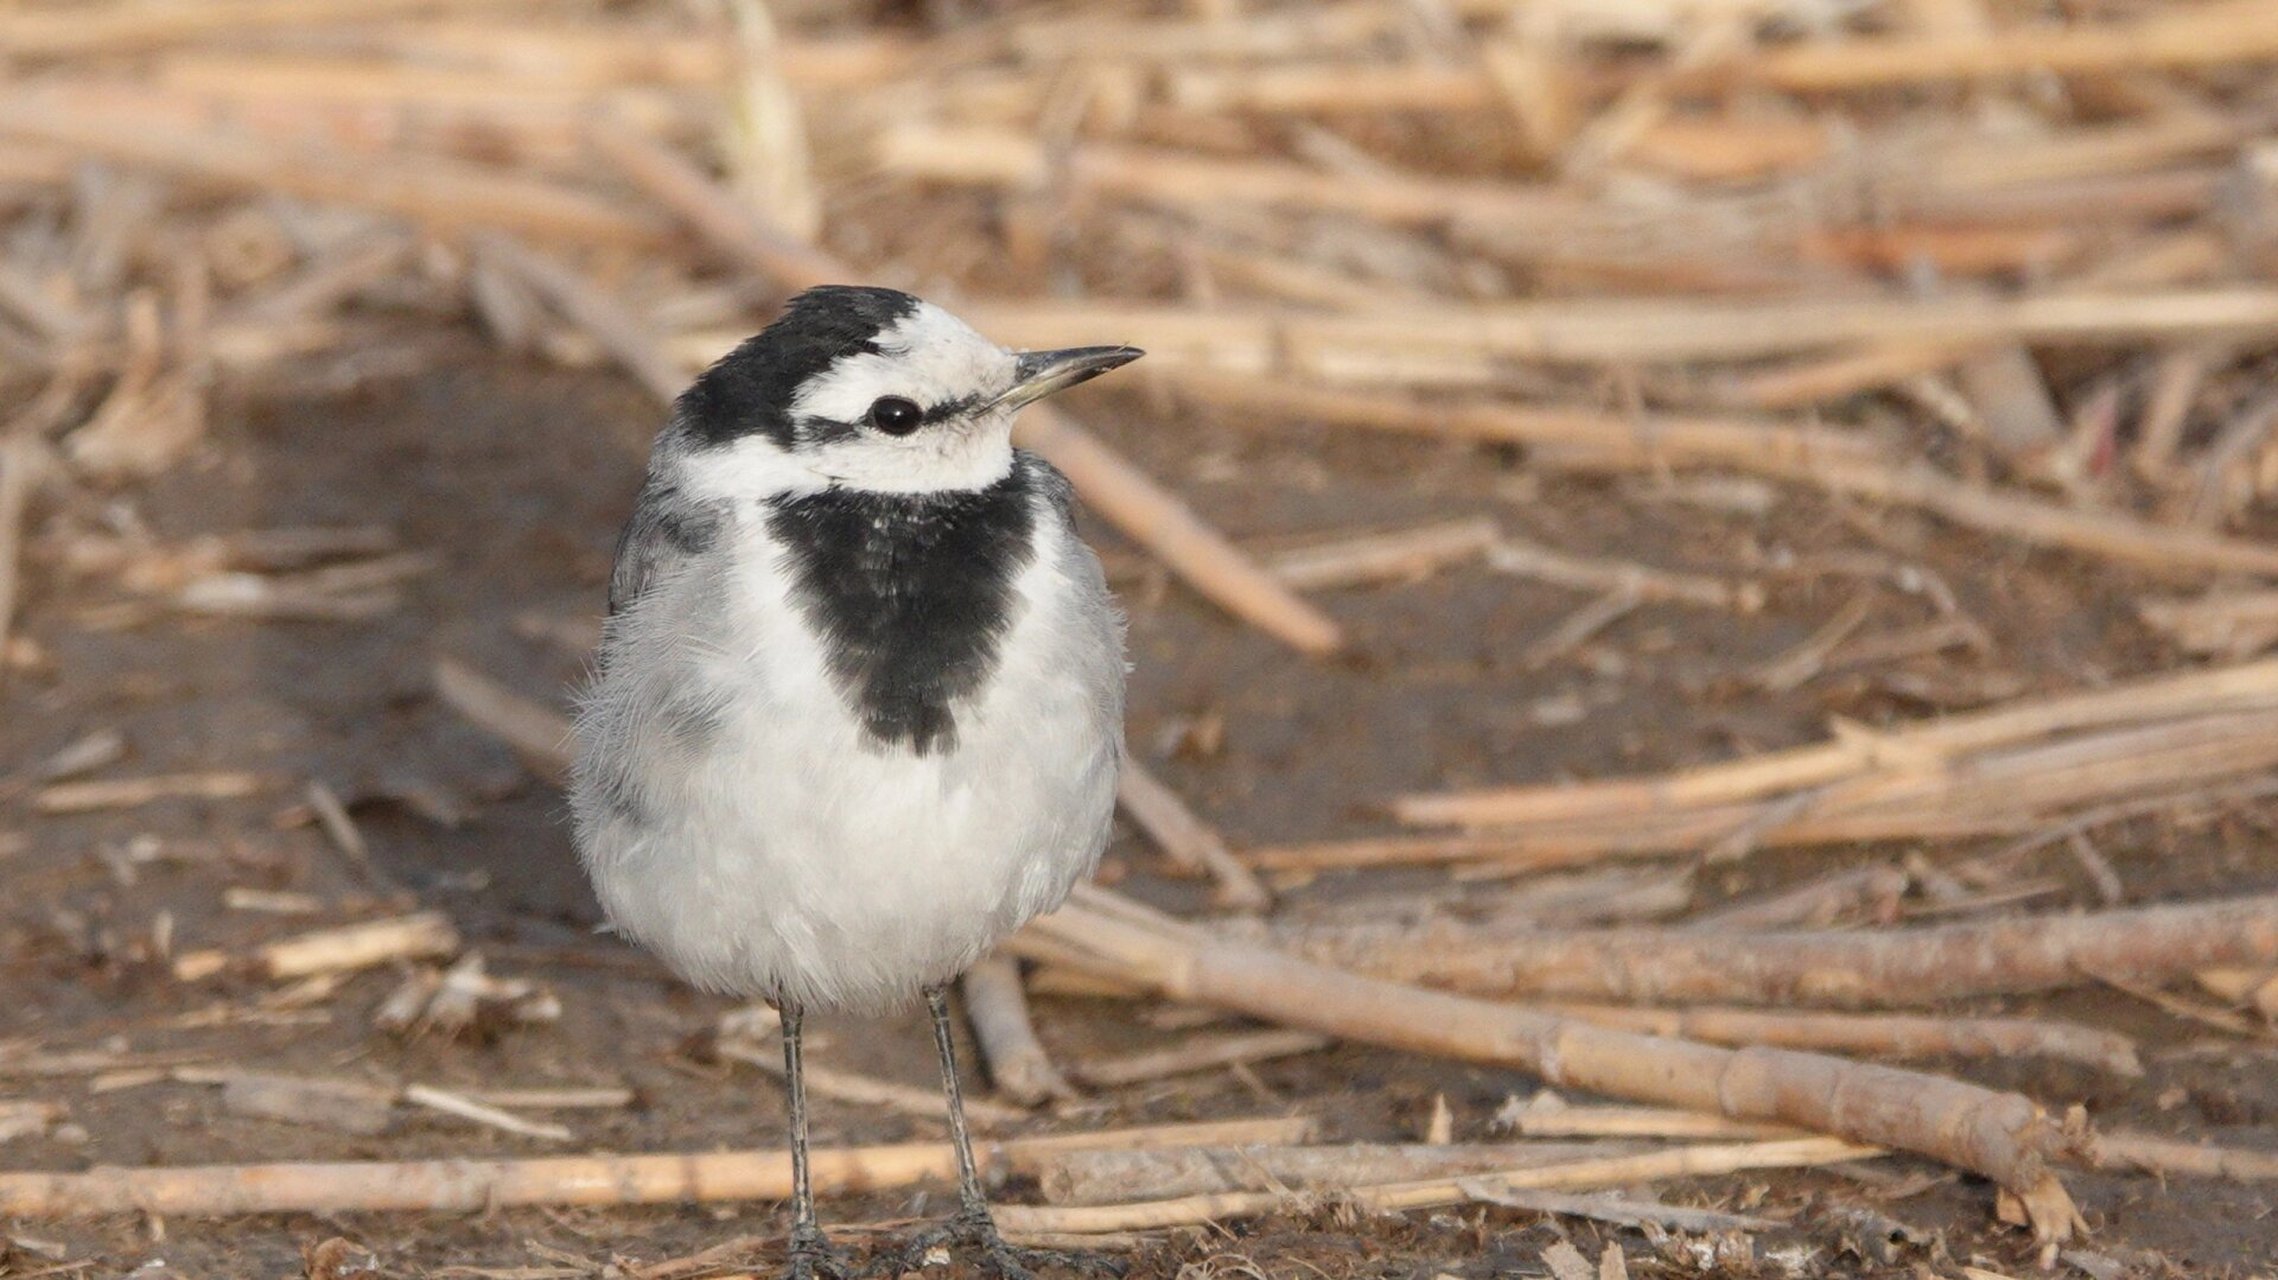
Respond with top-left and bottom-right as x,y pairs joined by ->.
867,396 -> 923,435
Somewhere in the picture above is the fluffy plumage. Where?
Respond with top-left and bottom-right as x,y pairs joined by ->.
570,288 -> 1128,1015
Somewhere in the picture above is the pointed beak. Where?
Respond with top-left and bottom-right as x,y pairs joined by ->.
994,345 -> 1145,413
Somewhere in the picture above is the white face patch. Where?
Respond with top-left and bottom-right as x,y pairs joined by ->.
777,303 -> 1024,494
792,304 -> 1016,426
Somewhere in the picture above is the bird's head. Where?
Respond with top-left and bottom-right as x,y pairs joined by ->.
670,285 -> 1141,496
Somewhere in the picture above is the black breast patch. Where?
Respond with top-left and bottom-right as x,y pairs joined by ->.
767,459 -> 1039,756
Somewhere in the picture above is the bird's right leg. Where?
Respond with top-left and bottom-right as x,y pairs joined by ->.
780,1000 -> 849,1280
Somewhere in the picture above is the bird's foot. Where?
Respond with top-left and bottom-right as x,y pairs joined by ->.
871,1205 -> 1125,1280
785,1221 -> 852,1280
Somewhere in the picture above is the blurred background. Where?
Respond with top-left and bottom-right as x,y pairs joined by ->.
4,0 -> 2278,1275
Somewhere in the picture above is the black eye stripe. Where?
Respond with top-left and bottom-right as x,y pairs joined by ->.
839,392 -> 991,439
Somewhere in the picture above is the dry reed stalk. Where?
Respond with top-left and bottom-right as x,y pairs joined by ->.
1160,367 -> 1894,476
1295,894 -> 2278,1009
990,1137 -> 1880,1235
1011,405 -> 1344,655
1035,1140 -> 1650,1206
1954,344 -> 2066,457
462,1087 -> 636,1110
1165,62 -> 1495,118
1794,461 -> 2278,580
1686,864 -> 1911,931
2093,1132 -> 2278,1181
0,0 -> 530,58
1910,115 -> 2246,197
355,20 -> 918,91
229,232 -> 411,327
1473,1187 -> 1773,1234
0,262 -> 86,342
172,911 -> 461,983
1799,225 -> 2083,278
471,231 -> 686,406
1303,707 -> 2278,871
1116,759 -> 1273,911
34,771 -> 267,814
402,1084 -> 573,1143
1009,4 -> 1402,63
1619,115 -> 1834,183
1502,1099 -> 1805,1142
0,438 -> 40,678
1011,886 -> 2085,1243
0,96 -> 669,248
148,53 -> 699,136
1542,1004 -> 2140,1075
101,69 -> 694,169
714,1039 -> 1029,1128
875,125 -> 1585,232
0,1116 -> 1310,1217
959,956 -> 1074,1107
1262,517 -> 1500,592
587,116 -> 839,295
2139,591 -> 2278,660
1715,342 -> 1979,410
957,290 -> 2278,369
432,658 -> 572,783
1069,1028 -> 1333,1088
2133,343 -> 2226,480
1485,537 -> 1763,611
1693,0 -> 2278,91
193,1071 -> 396,1137
1241,833 -> 1545,873
1397,656 -> 2278,830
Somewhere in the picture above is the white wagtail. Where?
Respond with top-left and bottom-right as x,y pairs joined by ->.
571,285 -> 1141,1278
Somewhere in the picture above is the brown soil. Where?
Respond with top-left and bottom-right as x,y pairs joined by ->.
6,362 -> 2278,1279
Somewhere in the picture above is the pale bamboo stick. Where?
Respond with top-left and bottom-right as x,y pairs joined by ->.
0,0 -> 527,58
1700,0 -> 2278,91
1396,656 -> 2278,829
1010,887 -> 2087,1245
2096,1132 -> 2278,1181
1116,759 -> 1273,911
472,231 -> 687,406
948,290 -> 2278,369
1036,1140 -> 1651,1207
1159,368 -> 1896,476
354,20 -> 917,91
0,96 -> 668,248
1012,405 -> 1344,655
993,1138 -> 1878,1235
960,956 -> 1074,1107
586,116 -> 839,294
0,1117 -> 1312,1217
1070,1028 -> 1333,1088
1291,894 -> 2278,1008
1539,1005 -> 2139,1074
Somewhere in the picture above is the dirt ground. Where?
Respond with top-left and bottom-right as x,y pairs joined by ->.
7,358 -> 2278,1279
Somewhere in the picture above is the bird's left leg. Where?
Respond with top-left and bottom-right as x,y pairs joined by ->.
871,984 -> 1125,1280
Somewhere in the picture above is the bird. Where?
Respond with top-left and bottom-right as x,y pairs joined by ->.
570,284 -> 1141,1279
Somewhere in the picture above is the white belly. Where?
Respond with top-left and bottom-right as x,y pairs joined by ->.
571,502 -> 1122,1014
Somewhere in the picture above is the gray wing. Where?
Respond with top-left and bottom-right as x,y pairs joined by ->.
608,479 -> 724,617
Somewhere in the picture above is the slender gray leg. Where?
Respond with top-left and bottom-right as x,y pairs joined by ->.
780,1001 -> 845,1279
867,986 -> 1124,1279
926,984 -> 993,1219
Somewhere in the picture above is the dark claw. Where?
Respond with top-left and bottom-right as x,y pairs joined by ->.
786,1221 -> 852,1280
870,1206 -> 1126,1280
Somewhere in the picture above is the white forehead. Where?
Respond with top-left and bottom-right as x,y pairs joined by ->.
790,302 -> 1015,424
